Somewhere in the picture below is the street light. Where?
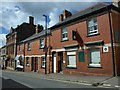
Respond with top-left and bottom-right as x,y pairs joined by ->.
43,14 -> 48,74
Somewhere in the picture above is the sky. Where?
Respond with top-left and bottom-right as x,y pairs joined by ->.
0,0 -> 113,47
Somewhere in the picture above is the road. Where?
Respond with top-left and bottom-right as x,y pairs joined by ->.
1,70 -> 117,89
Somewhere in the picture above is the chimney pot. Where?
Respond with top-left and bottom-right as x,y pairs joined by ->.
59,14 -> 63,21
63,9 -> 72,20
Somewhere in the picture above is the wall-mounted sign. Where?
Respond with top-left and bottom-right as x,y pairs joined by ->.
103,46 -> 109,53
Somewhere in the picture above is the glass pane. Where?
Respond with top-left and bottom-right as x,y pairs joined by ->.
68,55 -> 76,65
90,50 -> 100,64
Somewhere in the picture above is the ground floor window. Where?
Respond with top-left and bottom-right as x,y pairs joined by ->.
67,52 -> 76,68
26,57 -> 29,66
89,48 -> 101,67
41,57 -> 46,68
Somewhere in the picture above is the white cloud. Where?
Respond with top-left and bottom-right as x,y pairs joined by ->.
0,1 -> 112,47
0,34 -> 6,47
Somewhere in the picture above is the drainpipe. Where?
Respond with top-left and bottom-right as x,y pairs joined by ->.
108,10 -> 116,76
14,32 -> 17,70
23,42 -> 25,72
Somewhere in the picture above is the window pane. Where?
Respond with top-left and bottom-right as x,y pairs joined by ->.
62,27 -> 68,40
67,55 -> 76,66
90,49 -> 100,64
40,38 -> 44,48
41,57 -> 46,68
88,18 -> 98,35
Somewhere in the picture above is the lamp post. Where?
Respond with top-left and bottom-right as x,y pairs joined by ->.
43,15 -> 48,74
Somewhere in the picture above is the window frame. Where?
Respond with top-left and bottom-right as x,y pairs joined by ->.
87,17 -> 98,36
61,27 -> 68,41
66,52 -> 76,68
19,45 -> 22,51
27,41 -> 31,51
26,57 -> 29,66
41,57 -> 46,68
40,38 -> 44,48
88,48 -> 101,67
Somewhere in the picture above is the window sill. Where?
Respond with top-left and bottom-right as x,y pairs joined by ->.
87,33 -> 100,37
88,64 -> 102,68
61,39 -> 69,42
66,66 -> 77,69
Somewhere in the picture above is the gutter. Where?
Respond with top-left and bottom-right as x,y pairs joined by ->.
108,9 -> 116,77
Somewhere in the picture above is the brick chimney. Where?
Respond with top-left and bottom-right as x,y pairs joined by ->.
59,14 -> 63,21
29,16 -> 34,25
35,24 -> 43,34
63,10 -> 72,20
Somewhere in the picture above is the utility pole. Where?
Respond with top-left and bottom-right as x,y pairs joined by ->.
43,15 -> 48,74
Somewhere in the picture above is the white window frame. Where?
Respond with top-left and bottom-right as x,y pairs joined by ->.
40,38 -> 44,48
89,49 -> 101,67
88,18 -> 98,35
67,52 -> 76,68
62,27 -> 68,40
41,57 -> 46,68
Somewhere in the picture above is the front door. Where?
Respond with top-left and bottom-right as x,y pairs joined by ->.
52,53 -> 56,73
31,57 -> 34,71
58,52 -> 63,73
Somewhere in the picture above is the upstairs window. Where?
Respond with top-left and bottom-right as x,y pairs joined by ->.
40,38 -> 44,48
88,18 -> 98,35
61,27 -> 68,40
27,41 -> 31,51
89,49 -> 101,67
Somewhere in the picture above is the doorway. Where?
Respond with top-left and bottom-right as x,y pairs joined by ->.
58,52 -> 63,73
52,52 -> 56,73
31,57 -> 34,71
34,57 -> 38,72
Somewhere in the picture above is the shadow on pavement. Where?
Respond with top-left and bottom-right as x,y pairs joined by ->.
2,77 -> 33,90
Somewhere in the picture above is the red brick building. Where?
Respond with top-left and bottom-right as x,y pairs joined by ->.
17,2 -> 120,76
6,16 -> 43,70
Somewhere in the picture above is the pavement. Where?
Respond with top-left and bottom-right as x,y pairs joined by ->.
2,69 -> 120,89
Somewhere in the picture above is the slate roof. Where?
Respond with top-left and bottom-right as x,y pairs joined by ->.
19,30 -> 51,43
50,2 -> 119,29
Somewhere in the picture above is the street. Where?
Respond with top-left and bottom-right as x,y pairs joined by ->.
1,70 -> 118,90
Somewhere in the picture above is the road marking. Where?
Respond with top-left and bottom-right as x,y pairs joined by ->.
2,76 -> 9,80
115,86 -> 120,88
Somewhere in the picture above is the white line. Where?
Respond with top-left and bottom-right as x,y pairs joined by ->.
42,77 -> 92,86
115,86 -> 120,88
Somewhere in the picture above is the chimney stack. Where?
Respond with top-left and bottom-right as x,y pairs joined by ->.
29,16 -> 34,25
63,10 -> 72,20
35,24 -> 43,34
59,14 -> 63,22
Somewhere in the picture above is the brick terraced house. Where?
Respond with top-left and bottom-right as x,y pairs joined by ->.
16,2 -> 120,76
6,16 -> 43,70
